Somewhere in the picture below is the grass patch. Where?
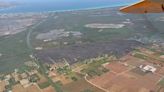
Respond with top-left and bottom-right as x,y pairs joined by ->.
81,57 -> 109,77
38,81 -> 51,89
159,79 -> 164,87
53,81 -> 63,92
57,66 -> 81,81
0,31 -> 32,73
133,53 -> 148,60
57,66 -> 72,75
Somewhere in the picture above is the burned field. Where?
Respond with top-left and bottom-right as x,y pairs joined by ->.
36,40 -> 143,64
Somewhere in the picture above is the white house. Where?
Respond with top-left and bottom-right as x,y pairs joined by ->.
139,65 -> 156,73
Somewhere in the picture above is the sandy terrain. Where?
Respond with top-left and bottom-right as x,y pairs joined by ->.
0,81 -> 6,92
12,84 -> 41,92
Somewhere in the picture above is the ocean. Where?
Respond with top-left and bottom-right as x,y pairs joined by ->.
0,0 -> 137,13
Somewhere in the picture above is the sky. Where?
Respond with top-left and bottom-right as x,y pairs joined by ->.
0,0 -> 138,13
0,0 -> 139,8
0,0 -> 138,3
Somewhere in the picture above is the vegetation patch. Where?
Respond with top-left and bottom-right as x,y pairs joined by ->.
38,81 -> 51,89
81,57 -> 109,77
133,53 -> 148,60
159,79 -> 164,87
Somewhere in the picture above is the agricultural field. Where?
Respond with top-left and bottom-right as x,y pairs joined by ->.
12,84 -> 41,92
89,48 -> 164,92
62,78 -> 104,92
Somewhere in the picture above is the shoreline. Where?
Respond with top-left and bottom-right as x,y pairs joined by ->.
0,4 -> 124,15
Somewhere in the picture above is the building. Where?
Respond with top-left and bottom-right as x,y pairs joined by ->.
28,70 -> 38,76
139,65 -> 157,73
11,72 -> 20,82
20,79 -> 30,88
20,73 -> 28,79
5,74 -> 11,81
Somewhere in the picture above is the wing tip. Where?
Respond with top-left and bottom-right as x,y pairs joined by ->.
119,7 -> 128,13
120,0 -> 164,14
119,0 -> 146,14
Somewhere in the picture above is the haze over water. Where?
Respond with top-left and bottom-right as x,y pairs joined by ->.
0,0 -> 137,13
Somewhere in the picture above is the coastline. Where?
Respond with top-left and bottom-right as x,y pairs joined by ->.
0,4 -> 125,15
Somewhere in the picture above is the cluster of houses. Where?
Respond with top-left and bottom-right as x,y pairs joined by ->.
0,61 -> 39,92
0,60 -> 69,92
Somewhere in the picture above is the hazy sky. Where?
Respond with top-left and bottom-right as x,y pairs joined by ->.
0,0 -> 138,13
0,0 -> 138,6
0,0 -> 138,3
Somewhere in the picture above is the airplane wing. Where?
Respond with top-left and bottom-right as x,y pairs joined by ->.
120,0 -> 164,13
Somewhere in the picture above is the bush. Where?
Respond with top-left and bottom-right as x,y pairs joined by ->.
71,76 -> 78,81
38,81 -> 50,89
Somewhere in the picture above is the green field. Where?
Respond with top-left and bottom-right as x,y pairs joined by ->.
0,30 -> 32,73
